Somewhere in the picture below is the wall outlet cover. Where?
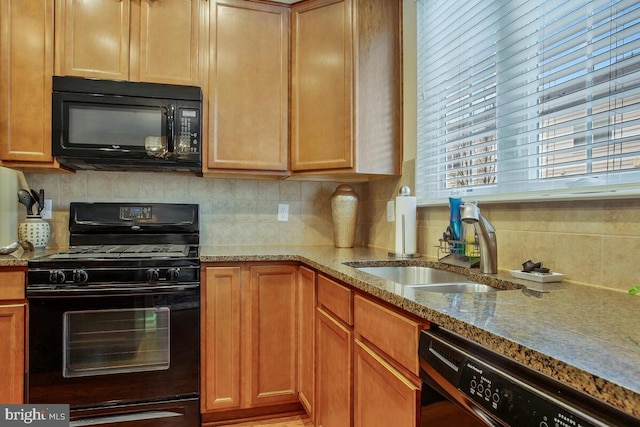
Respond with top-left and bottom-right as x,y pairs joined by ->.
387,200 -> 395,222
41,199 -> 53,220
278,203 -> 289,222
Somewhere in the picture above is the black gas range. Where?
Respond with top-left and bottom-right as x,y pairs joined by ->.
28,203 -> 200,291
26,203 -> 201,427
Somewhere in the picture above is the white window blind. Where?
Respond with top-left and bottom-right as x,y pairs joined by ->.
416,0 -> 640,205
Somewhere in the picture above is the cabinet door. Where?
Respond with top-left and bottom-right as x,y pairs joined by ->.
206,0 -> 289,173
0,0 -> 55,165
56,0 -> 130,80
297,266 -> 316,419
316,307 -> 352,427
246,265 -> 298,406
202,266 -> 242,412
135,0 -> 202,85
291,0 -> 353,171
354,339 -> 419,427
0,304 -> 25,404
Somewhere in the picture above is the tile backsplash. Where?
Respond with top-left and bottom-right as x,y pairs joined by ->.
25,168 -> 640,292
361,162 -> 640,292
25,171 -> 364,249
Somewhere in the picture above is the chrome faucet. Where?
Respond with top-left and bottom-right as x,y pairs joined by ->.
461,202 -> 497,274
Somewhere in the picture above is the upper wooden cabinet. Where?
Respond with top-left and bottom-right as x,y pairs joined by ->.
204,0 -> 289,176
291,0 -> 402,179
55,0 -> 203,86
0,0 -> 60,170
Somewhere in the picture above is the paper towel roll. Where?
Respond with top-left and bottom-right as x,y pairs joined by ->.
0,167 -> 19,247
394,194 -> 417,255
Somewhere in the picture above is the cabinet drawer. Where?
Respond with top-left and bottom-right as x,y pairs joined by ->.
317,274 -> 352,326
0,271 -> 25,300
354,294 -> 421,375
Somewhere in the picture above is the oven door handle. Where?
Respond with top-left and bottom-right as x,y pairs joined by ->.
27,283 -> 199,297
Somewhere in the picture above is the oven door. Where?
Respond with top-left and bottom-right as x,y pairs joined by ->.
27,284 -> 199,409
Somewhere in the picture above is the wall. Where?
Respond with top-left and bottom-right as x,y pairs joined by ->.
25,171 -> 364,249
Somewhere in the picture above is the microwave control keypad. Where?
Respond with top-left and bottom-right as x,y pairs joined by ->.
179,110 -> 199,154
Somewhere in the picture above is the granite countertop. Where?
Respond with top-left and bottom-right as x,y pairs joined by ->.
3,244 -> 639,418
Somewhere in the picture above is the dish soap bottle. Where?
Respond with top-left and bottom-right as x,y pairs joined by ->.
448,196 -> 462,254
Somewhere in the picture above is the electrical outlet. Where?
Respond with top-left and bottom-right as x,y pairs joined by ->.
387,200 -> 395,222
278,203 -> 289,222
41,199 -> 53,220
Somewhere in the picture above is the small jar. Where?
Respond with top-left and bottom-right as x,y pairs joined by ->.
18,215 -> 50,250
330,184 -> 359,248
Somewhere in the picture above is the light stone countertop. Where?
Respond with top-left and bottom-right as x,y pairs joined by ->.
3,244 -> 640,419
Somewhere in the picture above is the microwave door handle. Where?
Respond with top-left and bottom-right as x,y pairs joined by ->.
167,104 -> 175,153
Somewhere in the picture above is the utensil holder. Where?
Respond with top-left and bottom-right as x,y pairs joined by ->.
18,215 -> 50,250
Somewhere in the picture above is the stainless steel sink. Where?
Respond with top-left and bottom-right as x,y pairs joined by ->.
407,283 -> 498,293
353,265 -> 505,293
355,266 -> 469,285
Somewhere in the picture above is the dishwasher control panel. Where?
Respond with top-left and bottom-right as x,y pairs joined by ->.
460,359 -> 599,427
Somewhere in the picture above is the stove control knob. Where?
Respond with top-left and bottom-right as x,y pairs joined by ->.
73,269 -> 89,284
166,268 -> 181,282
146,268 -> 160,283
49,270 -> 66,284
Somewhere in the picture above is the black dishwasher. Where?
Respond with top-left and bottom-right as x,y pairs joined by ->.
418,328 -> 639,427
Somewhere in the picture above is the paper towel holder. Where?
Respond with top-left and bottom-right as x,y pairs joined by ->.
388,186 -> 421,259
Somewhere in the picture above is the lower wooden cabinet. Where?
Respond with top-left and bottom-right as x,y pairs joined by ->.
246,264 -> 298,406
0,270 -> 26,404
316,307 -> 353,427
201,265 -> 242,412
201,265 -> 424,426
353,339 -> 419,427
353,294 -> 424,427
297,266 -> 316,420
201,263 -> 299,423
315,273 -> 354,426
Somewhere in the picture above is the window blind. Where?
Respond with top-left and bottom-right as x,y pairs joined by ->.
415,0 -> 640,205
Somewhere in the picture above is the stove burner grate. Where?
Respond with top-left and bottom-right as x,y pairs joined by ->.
48,244 -> 190,259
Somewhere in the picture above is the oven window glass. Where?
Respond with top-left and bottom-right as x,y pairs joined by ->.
63,307 -> 170,378
68,104 -> 164,148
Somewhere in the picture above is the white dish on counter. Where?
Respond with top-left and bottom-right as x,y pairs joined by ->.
509,269 -> 565,283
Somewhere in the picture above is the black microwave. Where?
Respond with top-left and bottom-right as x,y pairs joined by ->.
52,76 -> 202,174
